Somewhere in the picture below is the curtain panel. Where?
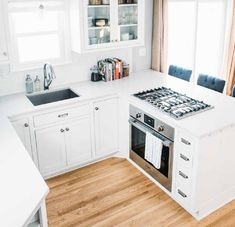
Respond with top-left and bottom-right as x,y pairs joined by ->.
226,1 -> 235,95
151,0 -> 168,73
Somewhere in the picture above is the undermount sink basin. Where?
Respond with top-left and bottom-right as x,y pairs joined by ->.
27,88 -> 79,106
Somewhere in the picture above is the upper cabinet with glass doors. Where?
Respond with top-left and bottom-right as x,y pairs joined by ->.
69,0 -> 144,53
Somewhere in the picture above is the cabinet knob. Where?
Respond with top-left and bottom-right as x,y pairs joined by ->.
2,52 -> 7,57
65,128 -> 70,131
95,107 -> 99,111
60,129 -> 65,133
24,123 -> 29,128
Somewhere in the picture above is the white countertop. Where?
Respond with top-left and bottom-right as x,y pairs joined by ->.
0,69 -> 235,226
2,69 -> 234,137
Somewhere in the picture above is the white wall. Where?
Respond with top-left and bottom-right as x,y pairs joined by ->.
0,0 -> 153,96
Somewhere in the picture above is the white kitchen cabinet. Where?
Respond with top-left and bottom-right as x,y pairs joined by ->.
36,124 -> 67,176
65,117 -> 92,166
35,115 -> 92,176
94,98 -> 119,157
0,0 -> 8,63
11,119 -> 33,159
69,0 -> 144,53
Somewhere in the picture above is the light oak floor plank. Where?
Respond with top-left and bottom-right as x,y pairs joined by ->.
46,157 -> 235,227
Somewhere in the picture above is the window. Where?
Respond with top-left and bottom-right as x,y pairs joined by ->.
8,0 -> 70,71
168,0 -> 231,82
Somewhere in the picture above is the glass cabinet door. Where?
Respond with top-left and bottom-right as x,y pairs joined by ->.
86,1 -> 111,47
118,0 -> 138,42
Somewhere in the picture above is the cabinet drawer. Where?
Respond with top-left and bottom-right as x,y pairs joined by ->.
177,150 -> 193,168
34,104 -> 89,127
176,167 -> 192,192
178,134 -> 194,166
175,187 -> 192,209
175,165 -> 192,208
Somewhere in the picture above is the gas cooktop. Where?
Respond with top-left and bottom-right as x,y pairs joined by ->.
133,87 -> 213,120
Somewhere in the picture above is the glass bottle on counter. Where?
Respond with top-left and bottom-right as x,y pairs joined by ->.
25,74 -> 33,94
34,75 -> 41,92
123,62 -> 130,77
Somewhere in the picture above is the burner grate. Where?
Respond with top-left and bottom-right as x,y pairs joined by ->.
133,87 -> 213,119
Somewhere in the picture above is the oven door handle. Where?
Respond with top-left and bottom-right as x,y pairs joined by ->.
129,119 -> 173,147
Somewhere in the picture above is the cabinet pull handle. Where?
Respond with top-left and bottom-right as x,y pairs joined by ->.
180,154 -> 189,161
24,123 -> 29,128
95,107 -> 99,111
65,128 -> 70,131
181,138 -> 191,145
179,171 -> 189,179
60,129 -> 65,133
178,189 -> 187,198
58,113 -> 69,118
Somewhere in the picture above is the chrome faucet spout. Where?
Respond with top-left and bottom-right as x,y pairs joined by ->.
44,63 -> 56,90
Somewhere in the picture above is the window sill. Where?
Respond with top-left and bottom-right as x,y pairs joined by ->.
9,58 -> 72,73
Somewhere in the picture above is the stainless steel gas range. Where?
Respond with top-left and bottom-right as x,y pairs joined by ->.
129,105 -> 174,192
133,87 -> 213,119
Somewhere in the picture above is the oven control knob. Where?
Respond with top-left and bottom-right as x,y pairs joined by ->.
158,125 -> 165,132
136,113 -> 142,119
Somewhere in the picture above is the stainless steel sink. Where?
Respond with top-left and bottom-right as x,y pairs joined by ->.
27,88 -> 79,106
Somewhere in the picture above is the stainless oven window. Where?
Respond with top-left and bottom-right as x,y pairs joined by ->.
131,125 -> 170,178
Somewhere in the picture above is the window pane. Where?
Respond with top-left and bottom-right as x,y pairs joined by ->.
195,0 -> 226,77
17,34 -> 60,63
168,1 -> 196,70
8,0 -> 64,9
12,11 -> 60,34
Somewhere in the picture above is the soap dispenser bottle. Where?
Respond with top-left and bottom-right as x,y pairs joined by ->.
25,74 -> 33,94
34,75 -> 41,92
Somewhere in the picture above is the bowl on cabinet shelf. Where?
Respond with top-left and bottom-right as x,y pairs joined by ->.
93,18 -> 109,27
89,0 -> 102,5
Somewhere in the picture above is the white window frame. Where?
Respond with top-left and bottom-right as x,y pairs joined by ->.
6,0 -> 71,72
168,0 -> 232,83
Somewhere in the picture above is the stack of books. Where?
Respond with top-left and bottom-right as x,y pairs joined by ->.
98,58 -> 128,82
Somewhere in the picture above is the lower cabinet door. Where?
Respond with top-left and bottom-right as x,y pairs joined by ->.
94,98 -> 119,157
65,117 -> 92,166
11,119 -> 33,159
35,125 -> 67,176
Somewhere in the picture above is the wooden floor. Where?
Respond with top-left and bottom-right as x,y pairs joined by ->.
46,158 -> 235,227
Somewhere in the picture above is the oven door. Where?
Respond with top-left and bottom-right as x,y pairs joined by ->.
129,118 -> 174,191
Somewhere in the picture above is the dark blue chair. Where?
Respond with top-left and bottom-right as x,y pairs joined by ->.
232,86 -> 235,97
197,74 -> 225,93
168,65 -> 192,82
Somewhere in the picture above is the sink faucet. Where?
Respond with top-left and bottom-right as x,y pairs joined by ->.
44,63 -> 56,90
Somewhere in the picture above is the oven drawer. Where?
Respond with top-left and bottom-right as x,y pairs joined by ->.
130,151 -> 172,192
34,104 -> 89,127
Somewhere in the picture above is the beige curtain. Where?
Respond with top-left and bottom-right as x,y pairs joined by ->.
151,0 -> 168,73
226,2 -> 235,95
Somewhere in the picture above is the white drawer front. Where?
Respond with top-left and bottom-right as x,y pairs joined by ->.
179,135 -> 194,152
175,165 -> 193,208
178,133 -> 194,165
34,104 -> 89,127
177,150 -> 193,168
175,186 -> 191,208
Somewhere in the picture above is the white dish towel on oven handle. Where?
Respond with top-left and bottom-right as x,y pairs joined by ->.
145,132 -> 163,169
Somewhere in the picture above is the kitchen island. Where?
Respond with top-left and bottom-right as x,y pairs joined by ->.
0,69 -> 235,224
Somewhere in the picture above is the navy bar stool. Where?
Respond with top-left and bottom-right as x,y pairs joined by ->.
197,74 -> 225,93
168,65 -> 192,82
232,86 -> 235,97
